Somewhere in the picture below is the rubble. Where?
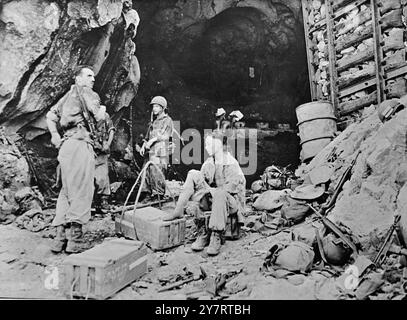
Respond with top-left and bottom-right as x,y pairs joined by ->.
301,105 -> 407,248
14,209 -> 53,233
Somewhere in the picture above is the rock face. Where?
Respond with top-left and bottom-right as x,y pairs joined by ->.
0,0 -> 140,138
0,129 -> 31,223
0,0 -> 306,191
300,105 -> 407,248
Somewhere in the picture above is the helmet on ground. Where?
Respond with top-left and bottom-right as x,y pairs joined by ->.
150,96 -> 167,109
377,99 -> 403,123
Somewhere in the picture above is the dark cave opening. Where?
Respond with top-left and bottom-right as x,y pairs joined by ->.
15,1 -> 312,191
131,2 -> 310,183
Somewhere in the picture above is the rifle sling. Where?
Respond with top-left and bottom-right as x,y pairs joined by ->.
75,86 -> 96,137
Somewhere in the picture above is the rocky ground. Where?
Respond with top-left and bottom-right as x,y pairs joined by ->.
0,203 -> 405,301
2,93 -> 407,300
0,214 -> 318,300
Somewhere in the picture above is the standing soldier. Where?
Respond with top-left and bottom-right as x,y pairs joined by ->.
94,109 -> 115,213
139,96 -> 174,201
46,66 -> 106,254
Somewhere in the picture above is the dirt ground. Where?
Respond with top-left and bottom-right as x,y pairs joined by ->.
0,207 -> 325,300
0,205 -> 404,300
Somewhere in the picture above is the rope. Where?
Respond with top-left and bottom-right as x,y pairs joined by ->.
118,160 -> 178,238
70,275 -> 80,300
85,273 -> 92,300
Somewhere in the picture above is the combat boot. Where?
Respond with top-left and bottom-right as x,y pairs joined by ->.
207,231 -> 222,256
65,222 -> 89,254
50,225 -> 67,253
191,219 -> 210,251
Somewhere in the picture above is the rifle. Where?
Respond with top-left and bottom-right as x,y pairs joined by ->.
320,150 -> 361,215
308,204 -> 359,255
373,215 -> 401,267
305,151 -> 361,256
75,85 -> 97,138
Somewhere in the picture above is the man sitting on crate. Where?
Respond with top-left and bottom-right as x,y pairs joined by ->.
162,131 -> 246,256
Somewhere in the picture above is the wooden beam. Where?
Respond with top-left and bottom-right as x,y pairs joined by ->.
333,0 -> 358,11
371,0 -> 385,104
301,0 -> 317,100
387,64 -> 407,79
337,49 -> 374,72
309,18 -> 327,34
334,0 -> 370,19
326,0 -> 339,114
338,64 -> 407,98
335,7 -> 372,35
338,65 -> 375,88
336,24 -> 373,53
339,92 -> 378,116
339,77 -> 377,98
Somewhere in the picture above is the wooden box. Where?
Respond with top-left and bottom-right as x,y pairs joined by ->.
63,238 -> 147,300
115,206 -> 186,250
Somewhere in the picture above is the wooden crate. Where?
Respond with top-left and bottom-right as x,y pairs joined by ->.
115,206 -> 186,251
63,238 -> 147,300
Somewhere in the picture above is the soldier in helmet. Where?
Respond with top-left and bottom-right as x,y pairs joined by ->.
139,96 -> 174,200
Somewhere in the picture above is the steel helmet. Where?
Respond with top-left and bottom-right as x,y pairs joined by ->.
377,99 -> 403,123
150,96 -> 167,109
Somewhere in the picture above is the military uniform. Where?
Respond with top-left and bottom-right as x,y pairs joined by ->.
176,153 -> 246,230
143,112 -> 174,197
46,84 -> 104,227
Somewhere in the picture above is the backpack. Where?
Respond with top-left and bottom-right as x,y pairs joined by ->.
281,196 -> 311,224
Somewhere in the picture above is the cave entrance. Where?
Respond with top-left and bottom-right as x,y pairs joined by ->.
133,3 -> 311,183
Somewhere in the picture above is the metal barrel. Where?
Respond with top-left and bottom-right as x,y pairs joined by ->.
296,101 -> 337,162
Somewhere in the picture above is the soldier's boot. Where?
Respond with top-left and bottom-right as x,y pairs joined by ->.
206,230 -> 222,256
162,189 -> 192,221
191,219 -> 210,251
50,225 -> 67,253
65,222 -> 89,254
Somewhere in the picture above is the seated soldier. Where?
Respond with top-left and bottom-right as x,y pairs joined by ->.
163,131 -> 246,256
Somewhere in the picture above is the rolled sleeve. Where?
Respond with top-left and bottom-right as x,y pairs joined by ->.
46,108 -> 60,123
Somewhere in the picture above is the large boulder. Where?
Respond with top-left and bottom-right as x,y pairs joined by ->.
0,0 -> 138,138
0,0 -> 61,118
300,105 -> 407,248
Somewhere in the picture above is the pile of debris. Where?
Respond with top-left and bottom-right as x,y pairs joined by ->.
0,128 -> 52,231
246,101 -> 407,299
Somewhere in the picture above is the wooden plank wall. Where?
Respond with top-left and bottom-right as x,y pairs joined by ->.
302,0 -> 407,128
